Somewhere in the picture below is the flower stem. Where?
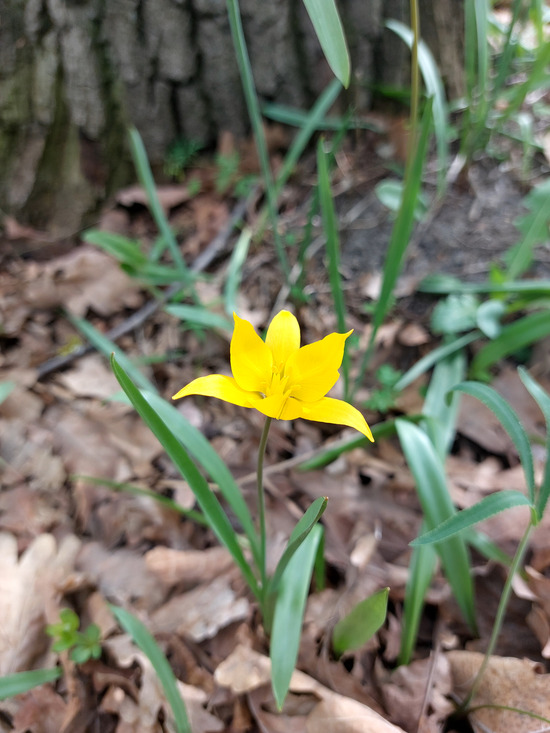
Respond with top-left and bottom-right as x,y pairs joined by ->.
257,416 -> 272,600
461,521 -> 534,711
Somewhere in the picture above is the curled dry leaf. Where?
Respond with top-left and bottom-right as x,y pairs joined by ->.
150,574 -> 249,642
448,650 -> 550,733
214,644 -> 405,732
145,545 -> 234,589
0,532 -> 81,675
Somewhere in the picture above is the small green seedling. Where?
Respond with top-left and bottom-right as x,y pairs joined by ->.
46,609 -> 102,663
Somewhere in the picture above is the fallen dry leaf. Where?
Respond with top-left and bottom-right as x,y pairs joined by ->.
150,574 -> 249,642
214,644 -> 405,732
0,532 -> 81,675
145,545 -> 234,589
447,650 -> 550,733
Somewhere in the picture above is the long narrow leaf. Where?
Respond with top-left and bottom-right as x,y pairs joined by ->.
518,368 -> 550,517
142,392 -> 260,568
271,525 -> 322,709
74,475 -> 208,526
224,228 -> 252,317
471,310 -> 550,379
451,381 -> 535,503
165,304 -> 233,332
110,605 -> 191,733
0,668 -> 62,700
266,496 -> 327,598
396,419 -> 477,631
68,313 -> 156,394
300,0 -> 350,86
128,128 -> 192,287
317,140 -> 346,336
386,20 -> 449,193
398,538 -> 437,665
422,350 -> 465,459
395,332 -> 479,391
411,490 -> 532,545
111,355 -> 259,598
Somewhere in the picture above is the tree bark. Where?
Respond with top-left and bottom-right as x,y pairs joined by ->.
0,0 -> 464,234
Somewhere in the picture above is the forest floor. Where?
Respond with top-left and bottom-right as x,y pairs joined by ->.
2,129 -> 550,733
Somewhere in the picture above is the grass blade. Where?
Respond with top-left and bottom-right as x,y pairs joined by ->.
0,668 -> 62,700
421,349 -> 466,459
165,304 -> 233,332
224,227 -> 252,317
67,313 -> 157,394
74,475 -> 208,526
110,605 -> 191,733
396,419 -> 477,632
452,380 -> 535,503
518,368 -> 550,517
271,524 -> 322,709
0,380 -> 15,405
300,0 -> 350,86
266,496 -> 327,598
142,392 -> 260,568
332,587 -> 389,655
111,355 -> 260,598
471,310 -> 550,381
128,128 -> 193,289
411,490 -> 532,545
398,538 -> 437,665
225,0 -> 290,281
355,99 -> 433,391
386,19 -> 449,193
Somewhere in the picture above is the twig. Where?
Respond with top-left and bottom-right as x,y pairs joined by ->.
36,194 -> 252,380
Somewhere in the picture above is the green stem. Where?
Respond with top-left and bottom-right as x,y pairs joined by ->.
461,521 -> 534,711
257,416 -> 272,600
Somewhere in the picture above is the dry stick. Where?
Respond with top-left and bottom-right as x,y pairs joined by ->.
36,194 -> 252,380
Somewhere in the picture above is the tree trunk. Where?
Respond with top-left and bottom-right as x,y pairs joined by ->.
0,0 -> 464,234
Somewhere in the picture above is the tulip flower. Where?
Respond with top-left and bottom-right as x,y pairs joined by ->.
173,310 -> 373,441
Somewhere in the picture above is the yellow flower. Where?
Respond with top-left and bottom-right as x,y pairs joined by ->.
173,310 -> 374,440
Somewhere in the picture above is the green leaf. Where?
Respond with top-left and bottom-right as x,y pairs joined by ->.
83,230 -> 147,267
67,313 -> 156,394
0,668 -> 62,700
421,349 -> 465,459
74,475 -> 208,526
396,419 -> 477,632
224,228 -> 252,317
471,310 -> 550,378
476,299 -> 505,339
266,496 -> 327,599
451,381 -> 535,503
398,538 -> 437,666
301,0 -> 350,87
165,304 -> 233,332
430,294 -> 479,335
411,490 -> 533,545
142,392 -> 260,569
385,19 -> 449,193
111,355 -> 260,598
271,525 -> 322,709
128,128 -> 193,288
332,587 -> 389,655
110,605 -> 191,733
0,380 -> 16,405
375,180 -> 428,220
518,368 -> 550,517
394,332 -> 479,392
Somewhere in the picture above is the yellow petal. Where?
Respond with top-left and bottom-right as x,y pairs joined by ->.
296,396 -> 374,440
247,392 -> 292,420
265,310 -> 300,368
230,314 -> 272,392
286,331 -> 352,402
172,374 -> 253,408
